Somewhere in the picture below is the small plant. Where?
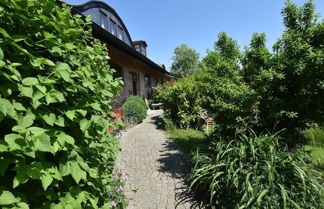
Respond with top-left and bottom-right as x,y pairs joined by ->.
105,170 -> 129,208
121,96 -> 147,125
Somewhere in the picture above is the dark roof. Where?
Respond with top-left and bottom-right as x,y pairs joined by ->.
133,40 -> 148,47
68,1 -> 173,77
71,1 -> 134,49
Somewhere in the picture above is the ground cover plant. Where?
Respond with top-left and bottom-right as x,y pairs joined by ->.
121,96 -> 147,125
0,0 -> 124,208
156,0 -> 324,208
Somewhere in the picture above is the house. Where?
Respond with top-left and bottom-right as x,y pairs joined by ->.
70,1 -> 175,107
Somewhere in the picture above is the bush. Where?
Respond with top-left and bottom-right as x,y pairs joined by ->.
0,0 -> 123,208
122,96 -> 147,125
189,134 -> 324,208
156,78 -> 201,129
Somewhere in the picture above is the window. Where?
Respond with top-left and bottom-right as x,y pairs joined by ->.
109,19 -> 116,36
144,74 -> 151,88
117,26 -> 124,40
99,11 -> 107,29
110,63 -> 123,80
135,45 -> 140,52
141,47 -> 146,56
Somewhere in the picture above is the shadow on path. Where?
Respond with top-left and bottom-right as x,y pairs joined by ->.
151,114 -> 206,209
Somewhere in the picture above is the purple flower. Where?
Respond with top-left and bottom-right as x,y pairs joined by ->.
117,186 -> 124,193
110,201 -> 117,208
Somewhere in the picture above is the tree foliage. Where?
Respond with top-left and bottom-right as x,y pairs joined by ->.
0,0 -> 123,208
170,44 -> 200,77
156,1 -> 324,207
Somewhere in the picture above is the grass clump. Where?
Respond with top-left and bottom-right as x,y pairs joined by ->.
189,134 -> 324,209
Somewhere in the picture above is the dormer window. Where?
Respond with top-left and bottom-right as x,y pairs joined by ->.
99,11 -> 107,30
109,19 -> 116,36
117,26 -> 124,40
141,47 -> 146,56
133,41 -> 148,56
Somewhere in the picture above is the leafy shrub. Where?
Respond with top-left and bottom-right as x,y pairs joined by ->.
0,0 -> 123,208
156,78 -> 201,129
241,1 -> 324,145
189,134 -> 324,208
122,96 -> 147,125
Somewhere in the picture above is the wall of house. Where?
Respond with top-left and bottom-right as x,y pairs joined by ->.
107,45 -> 172,108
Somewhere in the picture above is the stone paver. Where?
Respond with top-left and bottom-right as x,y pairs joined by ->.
115,110 -> 201,209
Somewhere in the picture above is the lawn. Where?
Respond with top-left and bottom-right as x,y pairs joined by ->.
304,127 -> 324,180
166,129 -> 207,155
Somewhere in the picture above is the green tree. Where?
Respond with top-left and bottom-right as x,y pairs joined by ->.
170,44 -> 200,77
261,0 -> 323,144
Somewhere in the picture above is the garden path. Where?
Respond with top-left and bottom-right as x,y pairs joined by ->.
115,110 -> 201,209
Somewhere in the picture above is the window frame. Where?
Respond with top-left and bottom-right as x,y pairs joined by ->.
144,74 -> 151,88
99,10 -> 108,30
109,18 -> 117,36
117,26 -> 124,40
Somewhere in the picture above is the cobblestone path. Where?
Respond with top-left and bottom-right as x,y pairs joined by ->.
115,110 -> 200,209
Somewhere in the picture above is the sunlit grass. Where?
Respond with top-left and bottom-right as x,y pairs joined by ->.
166,129 -> 206,154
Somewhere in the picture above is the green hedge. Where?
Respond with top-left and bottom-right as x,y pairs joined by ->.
0,0 -> 123,208
122,96 -> 147,125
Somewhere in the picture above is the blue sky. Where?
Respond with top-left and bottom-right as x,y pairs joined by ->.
66,0 -> 324,71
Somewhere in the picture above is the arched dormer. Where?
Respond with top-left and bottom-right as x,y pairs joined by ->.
72,1 -> 134,47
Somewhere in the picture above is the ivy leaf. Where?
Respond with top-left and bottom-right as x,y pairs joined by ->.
27,127 -> 47,136
35,133 -> 52,152
42,113 -> 56,126
55,116 -> 65,127
41,174 -> 53,191
22,77 -> 39,86
0,190 -> 18,205
13,102 -> 26,111
80,119 -> 91,132
18,114 -> 34,128
65,110 -> 76,121
91,103 -> 101,111
59,162 -> 71,176
57,133 -> 75,146
36,85 -> 46,94
20,86 -> 33,98
31,58 -> 55,67
50,46 -> 62,56
0,98 -> 15,117
55,62 -> 71,81
4,134 -> 25,151
13,170 -> 29,188
70,161 -> 84,183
